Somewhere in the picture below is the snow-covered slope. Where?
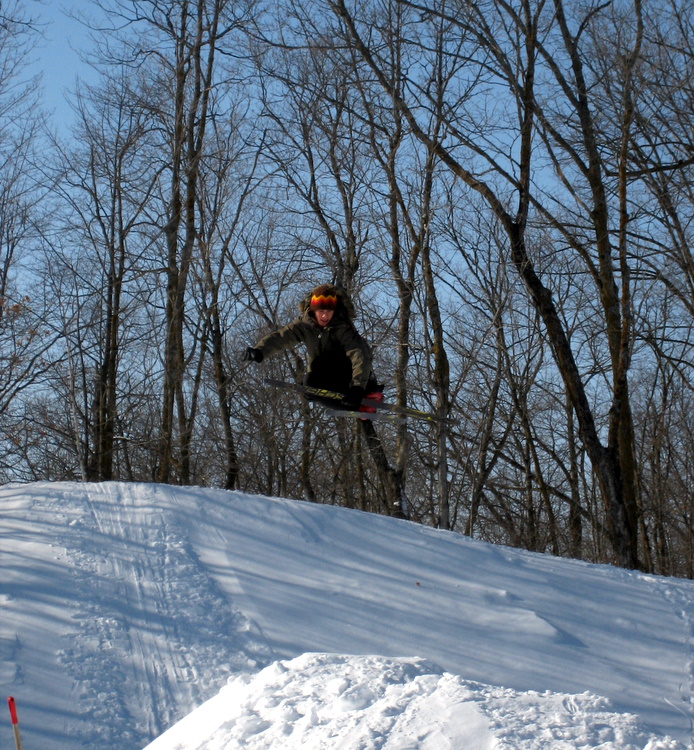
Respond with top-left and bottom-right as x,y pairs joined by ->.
0,481 -> 692,748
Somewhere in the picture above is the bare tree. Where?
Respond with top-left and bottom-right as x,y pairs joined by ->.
49,72 -> 158,481
0,0 -> 62,478
330,0 -> 650,568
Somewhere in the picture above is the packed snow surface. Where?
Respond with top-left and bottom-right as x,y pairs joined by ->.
0,481 -> 692,748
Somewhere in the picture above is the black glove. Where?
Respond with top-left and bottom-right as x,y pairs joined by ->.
343,385 -> 365,410
243,347 -> 263,363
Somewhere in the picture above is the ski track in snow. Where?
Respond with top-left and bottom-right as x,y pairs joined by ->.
0,617 -> 20,685
45,483 -> 273,748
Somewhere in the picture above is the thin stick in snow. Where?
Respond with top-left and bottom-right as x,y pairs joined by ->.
7,697 -> 23,750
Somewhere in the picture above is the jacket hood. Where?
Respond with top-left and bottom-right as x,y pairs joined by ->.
298,285 -> 355,320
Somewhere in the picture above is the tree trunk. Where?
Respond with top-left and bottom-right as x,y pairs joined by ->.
359,419 -> 406,518
209,316 -> 239,490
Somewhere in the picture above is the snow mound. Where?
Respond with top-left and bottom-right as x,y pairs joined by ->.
145,653 -> 683,750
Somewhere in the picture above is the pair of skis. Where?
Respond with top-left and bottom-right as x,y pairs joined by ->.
264,378 -> 451,425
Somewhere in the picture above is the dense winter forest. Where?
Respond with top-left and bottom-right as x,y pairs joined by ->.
2,0 -> 694,576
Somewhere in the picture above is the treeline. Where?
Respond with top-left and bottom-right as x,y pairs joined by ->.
2,0 -> 694,576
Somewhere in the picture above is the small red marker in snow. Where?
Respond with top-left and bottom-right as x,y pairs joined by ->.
8,696 -> 18,723
7,697 -> 23,750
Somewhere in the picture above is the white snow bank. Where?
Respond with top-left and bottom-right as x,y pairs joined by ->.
145,653 -> 683,750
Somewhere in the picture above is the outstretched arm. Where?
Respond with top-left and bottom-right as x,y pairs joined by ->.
252,318 -> 308,361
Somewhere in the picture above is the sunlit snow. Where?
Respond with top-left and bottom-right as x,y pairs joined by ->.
0,481 -> 692,748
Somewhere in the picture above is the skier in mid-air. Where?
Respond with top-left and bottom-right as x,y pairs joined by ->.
243,283 -> 383,412
244,282 -> 413,518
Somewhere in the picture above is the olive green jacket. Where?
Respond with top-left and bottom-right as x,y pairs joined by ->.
254,294 -> 373,390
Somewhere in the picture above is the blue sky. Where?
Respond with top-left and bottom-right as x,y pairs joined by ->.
31,0 -> 98,131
